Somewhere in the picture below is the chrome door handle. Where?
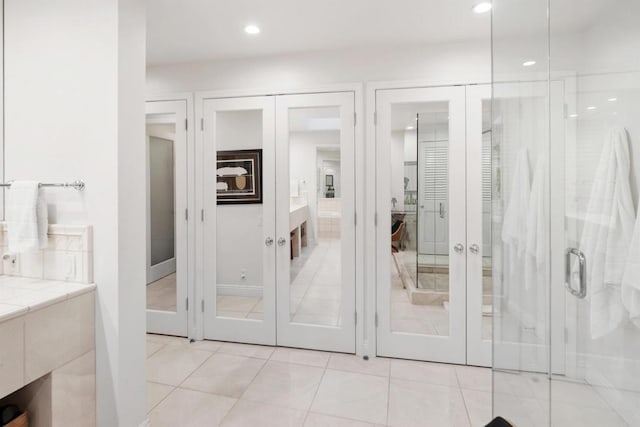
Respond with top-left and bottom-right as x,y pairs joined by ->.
469,244 -> 480,254
454,243 -> 465,254
439,203 -> 445,219
565,248 -> 587,298
265,237 -> 274,247
278,237 -> 287,247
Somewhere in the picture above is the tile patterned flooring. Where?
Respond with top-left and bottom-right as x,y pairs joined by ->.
146,334 -> 493,427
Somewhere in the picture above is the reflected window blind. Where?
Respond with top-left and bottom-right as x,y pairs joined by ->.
482,138 -> 492,202
420,142 -> 448,201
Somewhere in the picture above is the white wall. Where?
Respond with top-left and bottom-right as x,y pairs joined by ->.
4,1 -> 147,426
147,41 -> 491,95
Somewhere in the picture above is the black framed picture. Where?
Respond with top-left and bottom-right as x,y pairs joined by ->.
325,174 -> 334,187
216,149 -> 263,204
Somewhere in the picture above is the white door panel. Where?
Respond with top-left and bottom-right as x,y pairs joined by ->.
146,100 -> 189,337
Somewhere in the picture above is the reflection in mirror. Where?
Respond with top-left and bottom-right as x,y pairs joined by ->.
390,101 -> 451,337
289,106 -> 343,327
214,110 -> 264,320
146,113 -> 178,312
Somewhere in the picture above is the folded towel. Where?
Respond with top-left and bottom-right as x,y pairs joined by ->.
580,127 -> 635,339
6,181 -> 49,253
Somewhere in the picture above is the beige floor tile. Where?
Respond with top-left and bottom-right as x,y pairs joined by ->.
221,400 -> 307,427
146,340 -> 164,358
146,273 -> 177,312
387,379 -> 470,427
147,381 -> 174,413
242,361 -> 324,410
456,365 -> 492,392
270,347 -> 331,368
217,296 -> 261,313
310,369 -> 389,425
327,354 -> 389,377
149,388 -> 236,427
304,413 -> 376,427
181,352 -> 266,398
219,342 -> 275,359
390,359 -> 459,387
147,345 -> 212,386
190,339 -> 224,352
461,388 -> 492,427
292,313 -> 340,327
146,333 -> 189,346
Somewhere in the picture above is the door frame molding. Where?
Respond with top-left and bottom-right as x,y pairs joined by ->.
193,84 -> 365,354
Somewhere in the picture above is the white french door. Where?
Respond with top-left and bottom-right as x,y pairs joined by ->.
375,84 -> 493,366
202,96 -> 277,345
146,100 -> 189,337
201,92 -> 356,353
275,92 -> 356,353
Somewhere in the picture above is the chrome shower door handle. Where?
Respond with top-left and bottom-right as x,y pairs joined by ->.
469,244 -> 480,255
454,243 -> 465,254
265,237 -> 274,247
278,237 -> 287,247
439,202 -> 445,219
565,248 -> 587,298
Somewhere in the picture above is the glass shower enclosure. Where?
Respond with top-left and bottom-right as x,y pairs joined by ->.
492,0 -> 640,425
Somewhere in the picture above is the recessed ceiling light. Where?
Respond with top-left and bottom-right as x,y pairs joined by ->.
587,106 -> 597,110
522,60 -> 537,67
406,126 -> 415,131
244,25 -> 260,35
608,97 -> 618,102
569,113 -> 579,118
473,2 -> 492,14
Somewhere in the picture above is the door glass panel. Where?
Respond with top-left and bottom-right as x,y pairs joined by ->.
146,113 -> 178,312
215,110 -> 264,320
288,106 -> 342,327
390,101 -> 451,336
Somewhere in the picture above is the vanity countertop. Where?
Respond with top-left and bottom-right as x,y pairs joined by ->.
0,276 -> 96,323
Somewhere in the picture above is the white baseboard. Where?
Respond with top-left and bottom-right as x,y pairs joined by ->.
217,283 -> 263,298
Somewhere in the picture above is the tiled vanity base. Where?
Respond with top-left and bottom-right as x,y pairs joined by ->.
0,281 -> 96,427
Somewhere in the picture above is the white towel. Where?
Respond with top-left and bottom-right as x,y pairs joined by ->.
502,148 -> 531,256
525,157 -> 548,290
580,127 -> 635,339
524,157 -> 549,336
6,181 -> 49,253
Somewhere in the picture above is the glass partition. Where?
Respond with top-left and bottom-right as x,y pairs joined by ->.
493,0 -> 640,425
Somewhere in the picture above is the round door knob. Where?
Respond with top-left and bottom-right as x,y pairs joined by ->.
278,237 -> 287,246
454,244 -> 465,254
470,244 -> 480,254
265,237 -> 274,247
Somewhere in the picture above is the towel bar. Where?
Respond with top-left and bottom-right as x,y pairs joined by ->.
0,180 -> 85,191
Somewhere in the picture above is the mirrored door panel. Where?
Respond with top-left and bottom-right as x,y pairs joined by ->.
275,92 -> 356,353
202,96 -> 276,345
376,86 -> 467,364
146,100 -> 189,336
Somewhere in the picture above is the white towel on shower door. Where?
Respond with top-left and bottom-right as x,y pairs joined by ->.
580,127 -> 635,339
502,148 -> 531,257
6,181 -> 49,253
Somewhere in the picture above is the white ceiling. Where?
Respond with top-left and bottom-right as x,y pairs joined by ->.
146,0 -> 608,66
